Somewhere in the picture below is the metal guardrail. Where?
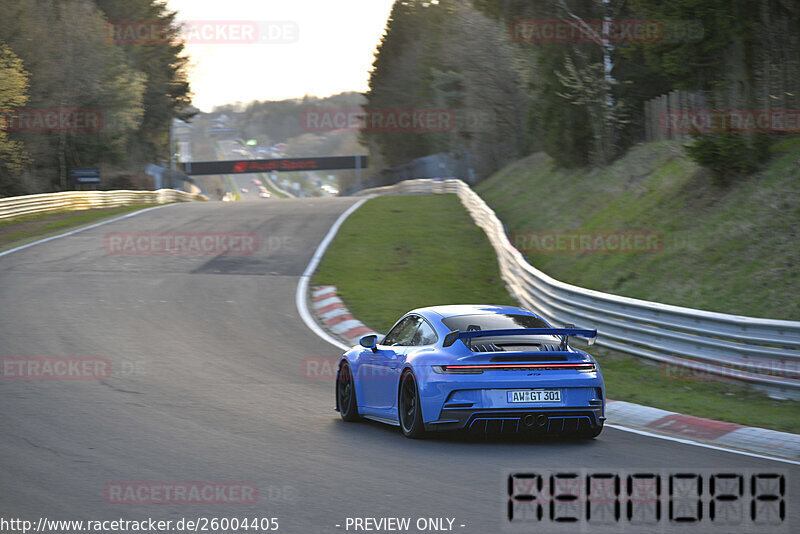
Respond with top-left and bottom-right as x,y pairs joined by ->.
0,189 -> 207,221
357,178 -> 800,397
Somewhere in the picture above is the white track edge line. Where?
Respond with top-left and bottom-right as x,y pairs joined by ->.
606,423 -> 800,465
296,199 -> 368,351
0,204 -> 172,258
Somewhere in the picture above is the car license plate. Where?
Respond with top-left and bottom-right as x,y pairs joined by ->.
507,389 -> 561,403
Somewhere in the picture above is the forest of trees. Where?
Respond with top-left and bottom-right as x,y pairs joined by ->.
2,0 -> 798,197
0,0 -> 192,196
213,92 -> 366,149
364,0 -> 800,181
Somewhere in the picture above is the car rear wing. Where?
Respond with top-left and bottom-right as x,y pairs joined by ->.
443,327 -> 597,349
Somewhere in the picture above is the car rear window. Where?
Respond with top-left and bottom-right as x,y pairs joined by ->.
441,313 -> 549,332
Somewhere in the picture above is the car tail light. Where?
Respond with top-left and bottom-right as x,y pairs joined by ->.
432,365 -> 483,375
433,362 -> 596,373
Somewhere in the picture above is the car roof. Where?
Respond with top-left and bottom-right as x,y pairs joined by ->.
411,304 -> 537,320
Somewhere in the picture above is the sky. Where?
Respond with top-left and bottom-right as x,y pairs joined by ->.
165,0 -> 396,112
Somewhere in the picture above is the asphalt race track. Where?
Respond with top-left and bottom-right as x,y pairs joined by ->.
1,199 -> 797,533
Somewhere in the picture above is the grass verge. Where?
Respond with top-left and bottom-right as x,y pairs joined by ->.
313,193 -> 800,434
314,194 -> 517,332
476,138 -> 800,321
0,205 -> 157,252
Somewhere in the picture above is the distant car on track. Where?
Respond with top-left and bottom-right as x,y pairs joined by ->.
259,191 -> 271,198
253,179 -> 262,185
335,305 -> 604,439
320,184 -> 339,195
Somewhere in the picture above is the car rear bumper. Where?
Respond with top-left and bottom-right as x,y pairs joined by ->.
424,406 -> 605,433
417,370 -> 605,426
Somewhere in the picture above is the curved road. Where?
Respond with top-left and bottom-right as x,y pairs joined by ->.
0,199 -> 796,533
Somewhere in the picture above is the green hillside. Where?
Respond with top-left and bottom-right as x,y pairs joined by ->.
476,138 -> 800,321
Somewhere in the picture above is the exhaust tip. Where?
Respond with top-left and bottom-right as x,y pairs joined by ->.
523,414 -> 536,427
536,414 -> 548,426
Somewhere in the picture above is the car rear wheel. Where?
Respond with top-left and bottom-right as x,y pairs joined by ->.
337,363 -> 359,422
399,371 -> 425,438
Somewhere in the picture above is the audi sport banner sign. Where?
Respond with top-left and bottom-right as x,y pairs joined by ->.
181,155 -> 368,175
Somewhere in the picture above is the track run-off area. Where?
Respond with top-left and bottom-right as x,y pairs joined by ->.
0,198 -> 796,533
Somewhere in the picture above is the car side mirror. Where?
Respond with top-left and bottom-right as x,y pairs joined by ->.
442,330 -> 459,347
359,334 -> 378,352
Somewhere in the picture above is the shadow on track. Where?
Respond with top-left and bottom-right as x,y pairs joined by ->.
330,417 -> 603,447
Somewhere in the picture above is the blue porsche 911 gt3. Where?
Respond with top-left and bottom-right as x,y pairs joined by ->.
335,305 -> 605,439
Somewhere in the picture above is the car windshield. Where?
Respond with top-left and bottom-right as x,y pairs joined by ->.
442,313 -> 549,332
